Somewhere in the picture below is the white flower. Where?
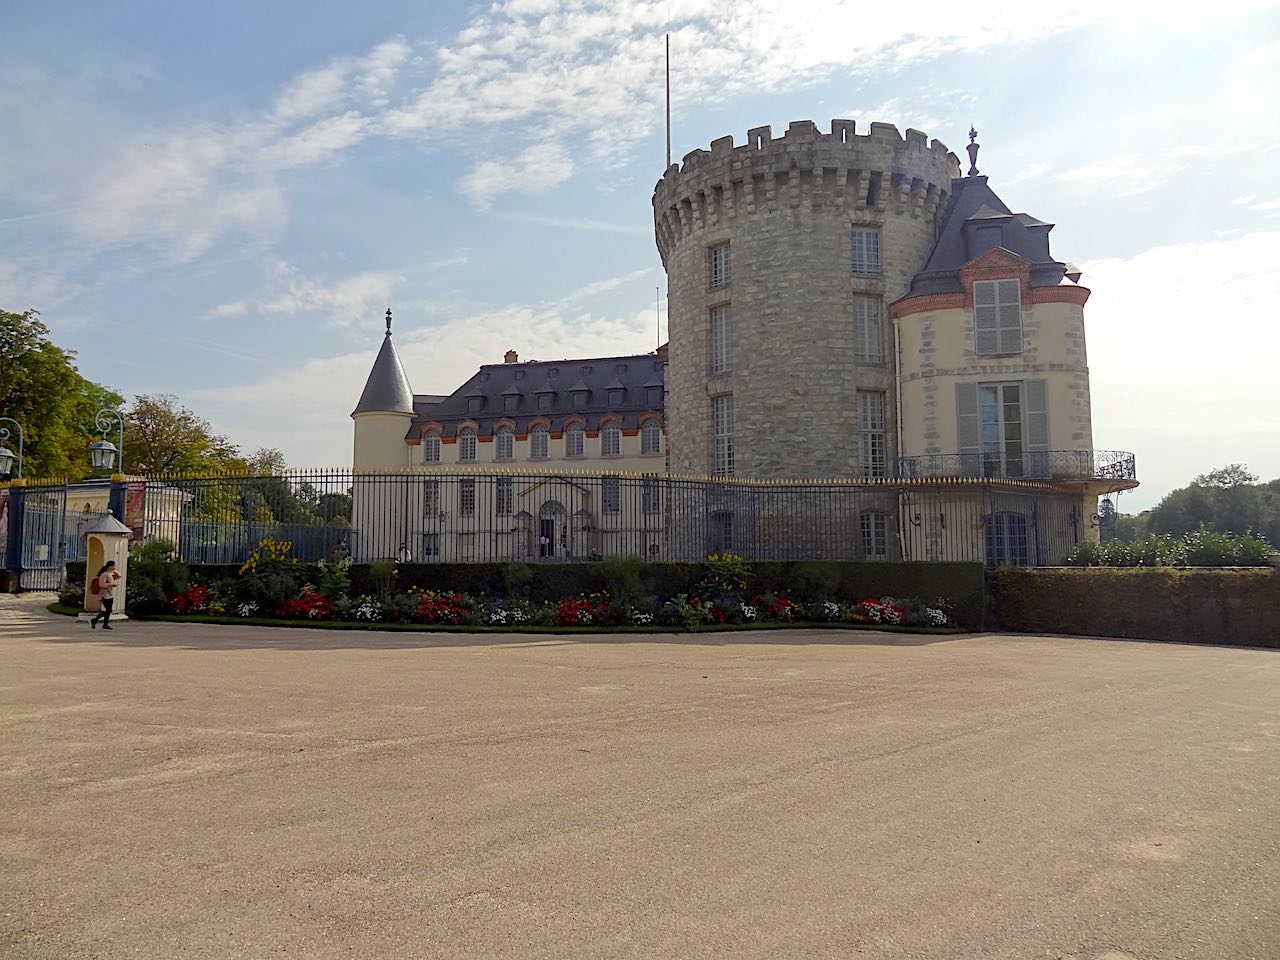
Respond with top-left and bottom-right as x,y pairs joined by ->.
741,604 -> 757,621
237,602 -> 259,618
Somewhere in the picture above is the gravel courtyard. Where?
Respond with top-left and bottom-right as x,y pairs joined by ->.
2,595 -> 1277,960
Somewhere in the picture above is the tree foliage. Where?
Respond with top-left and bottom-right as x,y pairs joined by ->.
126,394 -> 242,474
1115,464 -> 1279,546
0,308 -> 125,478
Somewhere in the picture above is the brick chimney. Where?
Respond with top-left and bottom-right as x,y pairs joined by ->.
656,342 -> 669,363
504,349 -> 518,364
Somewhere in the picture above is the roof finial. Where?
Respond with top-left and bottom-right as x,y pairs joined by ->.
385,306 -> 393,335
966,126 -> 980,177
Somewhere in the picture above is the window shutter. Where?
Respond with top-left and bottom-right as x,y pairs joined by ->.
1024,379 -> 1050,477
956,382 -> 979,474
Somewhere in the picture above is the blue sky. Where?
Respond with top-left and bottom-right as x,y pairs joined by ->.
2,0 -> 1278,510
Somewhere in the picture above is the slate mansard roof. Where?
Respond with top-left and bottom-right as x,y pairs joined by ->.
903,175 -> 1068,298
410,354 -> 666,439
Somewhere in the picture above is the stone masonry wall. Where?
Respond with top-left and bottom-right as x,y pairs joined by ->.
654,120 -> 960,477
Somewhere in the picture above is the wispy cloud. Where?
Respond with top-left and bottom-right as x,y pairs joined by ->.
459,140 -> 573,209
206,262 -> 404,327
489,211 -> 651,235
193,271 -> 667,466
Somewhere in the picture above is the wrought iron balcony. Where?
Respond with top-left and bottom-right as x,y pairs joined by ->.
894,450 -> 1137,483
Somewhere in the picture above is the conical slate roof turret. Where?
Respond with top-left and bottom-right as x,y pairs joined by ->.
352,308 -> 415,416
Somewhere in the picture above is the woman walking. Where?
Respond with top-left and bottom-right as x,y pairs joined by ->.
89,560 -> 121,630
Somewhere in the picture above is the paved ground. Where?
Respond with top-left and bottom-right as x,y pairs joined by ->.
1,595 -> 1277,960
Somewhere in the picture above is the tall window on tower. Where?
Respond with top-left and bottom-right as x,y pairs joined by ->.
712,395 -> 734,476
710,305 -> 733,374
853,295 -> 883,363
851,228 -> 881,275
973,279 -> 1022,355
708,243 -> 731,289
857,390 -> 886,478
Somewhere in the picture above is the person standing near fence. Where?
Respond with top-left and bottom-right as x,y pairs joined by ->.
89,561 -> 121,630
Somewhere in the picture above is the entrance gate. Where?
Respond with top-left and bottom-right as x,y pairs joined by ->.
3,482 -> 107,592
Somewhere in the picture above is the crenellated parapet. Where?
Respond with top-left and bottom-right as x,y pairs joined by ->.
652,119 -> 960,267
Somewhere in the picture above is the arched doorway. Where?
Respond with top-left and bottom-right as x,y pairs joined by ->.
538,500 -> 566,558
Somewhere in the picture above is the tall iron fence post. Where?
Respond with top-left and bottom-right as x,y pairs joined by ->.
5,483 -> 25,585
108,477 -> 126,523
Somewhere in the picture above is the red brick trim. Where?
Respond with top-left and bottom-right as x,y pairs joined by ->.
892,281 -> 1092,318
599,413 -> 624,427
492,418 -> 516,432
527,417 -> 551,430
637,411 -> 664,427
1030,285 -> 1091,307
890,292 -> 965,318
563,414 -> 587,429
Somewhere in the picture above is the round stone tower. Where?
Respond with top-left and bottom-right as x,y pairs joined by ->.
653,120 -> 959,478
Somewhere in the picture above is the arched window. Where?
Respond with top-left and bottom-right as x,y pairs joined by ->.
530,425 -> 549,459
641,420 -> 661,455
986,512 -> 1030,566
602,423 -> 622,457
565,424 -> 585,457
423,432 -> 440,463
459,427 -> 477,461
496,427 -> 513,460
860,511 -> 888,561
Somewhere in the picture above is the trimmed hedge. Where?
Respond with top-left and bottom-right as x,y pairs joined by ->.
990,567 -> 1280,648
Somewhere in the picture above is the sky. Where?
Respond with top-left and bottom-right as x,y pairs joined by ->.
2,0 -> 1278,512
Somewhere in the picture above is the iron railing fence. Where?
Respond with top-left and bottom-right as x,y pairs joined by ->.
1,480 -> 111,591
894,449 -> 1137,483
125,469 -> 1103,567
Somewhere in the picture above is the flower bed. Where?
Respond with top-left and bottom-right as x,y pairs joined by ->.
130,541 -> 966,633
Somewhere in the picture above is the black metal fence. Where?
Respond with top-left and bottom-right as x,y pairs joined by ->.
895,449 -> 1137,483
127,469 -> 1097,567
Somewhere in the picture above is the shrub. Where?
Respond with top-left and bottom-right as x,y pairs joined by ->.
699,553 -> 752,600
126,538 -> 188,614
416,589 -> 469,625
314,555 -> 352,599
275,586 -> 333,621
1063,528 -> 1273,567
60,580 -> 85,608
601,554 -> 645,606
992,567 -> 1279,647
170,585 -> 212,613
501,561 -> 534,601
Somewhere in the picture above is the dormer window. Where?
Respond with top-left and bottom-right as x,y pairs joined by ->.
973,225 -> 1003,258
466,397 -> 483,414
571,390 -> 588,409
538,392 -> 553,411
647,387 -> 662,405
608,389 -> 624,406
503,395 -> 519,412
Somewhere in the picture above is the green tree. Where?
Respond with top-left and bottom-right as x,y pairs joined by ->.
1142,464 -> 1279,544
126,393 -> 242,474
1193,463 -> 1258,488
0,308 -> 124,478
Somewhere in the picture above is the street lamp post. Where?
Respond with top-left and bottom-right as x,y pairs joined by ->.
0,417 -> 23,478
89,409 -> 126,473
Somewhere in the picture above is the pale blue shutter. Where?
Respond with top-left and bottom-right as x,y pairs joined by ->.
956,382 -> 979,475
1024,379 -> 1049,477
